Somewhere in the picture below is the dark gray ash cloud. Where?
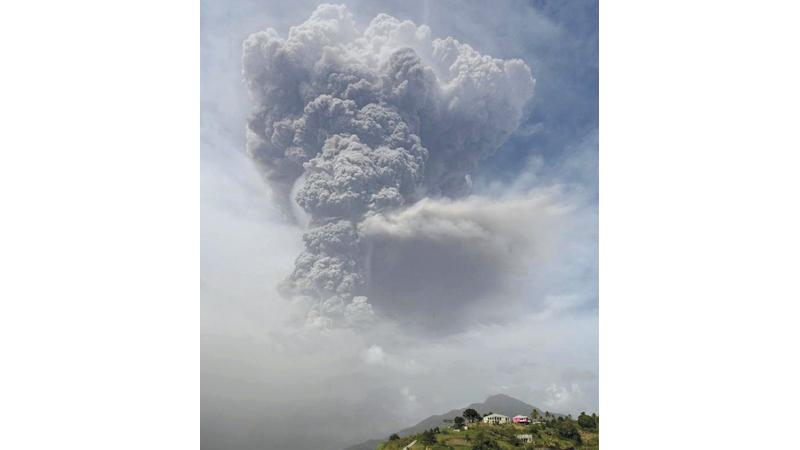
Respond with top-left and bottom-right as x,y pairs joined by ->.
242,4 -> 535,328
359,193 -> 574,331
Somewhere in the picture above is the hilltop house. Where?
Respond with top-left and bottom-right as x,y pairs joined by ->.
516,434 -> 534,444
512,415 -> 532,424
482,413 -> 510,424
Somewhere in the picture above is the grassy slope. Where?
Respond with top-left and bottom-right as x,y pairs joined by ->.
376,422 -> 599,450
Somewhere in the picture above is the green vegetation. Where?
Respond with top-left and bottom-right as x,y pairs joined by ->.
376,413 -> 599,450
577,412 -> 598,431
462,408 -> 481,423
419,428 -> 439,445
469,432 -> 502,449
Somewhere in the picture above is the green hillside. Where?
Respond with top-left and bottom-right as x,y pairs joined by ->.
376,414 -> 599,450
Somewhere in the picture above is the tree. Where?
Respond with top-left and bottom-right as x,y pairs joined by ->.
454,416 -> 465,428
531,409 -> 540,420
419,429 -> 437,445
556,421 -> 582,442
578,412 -> 598,429
463,408 -> 481,423
389,433 -> 399,441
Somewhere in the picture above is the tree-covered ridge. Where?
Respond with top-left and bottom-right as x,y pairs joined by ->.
376,410 -> 598,450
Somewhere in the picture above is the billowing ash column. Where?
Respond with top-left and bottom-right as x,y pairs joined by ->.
242,4 -> 534,328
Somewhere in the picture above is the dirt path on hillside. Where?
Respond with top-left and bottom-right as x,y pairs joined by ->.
401,439 -> 417,449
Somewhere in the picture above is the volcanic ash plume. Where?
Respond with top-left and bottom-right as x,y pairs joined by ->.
242,4 -> 535,327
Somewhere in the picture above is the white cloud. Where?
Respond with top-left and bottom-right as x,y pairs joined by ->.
363,344 -> 386,364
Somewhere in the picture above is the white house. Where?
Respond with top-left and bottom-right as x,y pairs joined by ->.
482,413 -> 510,424
516,434 -> 534,444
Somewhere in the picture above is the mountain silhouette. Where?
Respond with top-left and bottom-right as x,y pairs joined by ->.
343,393 -> 562,450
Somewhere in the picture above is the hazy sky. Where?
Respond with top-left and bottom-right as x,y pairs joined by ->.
201,1 -> 597,449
